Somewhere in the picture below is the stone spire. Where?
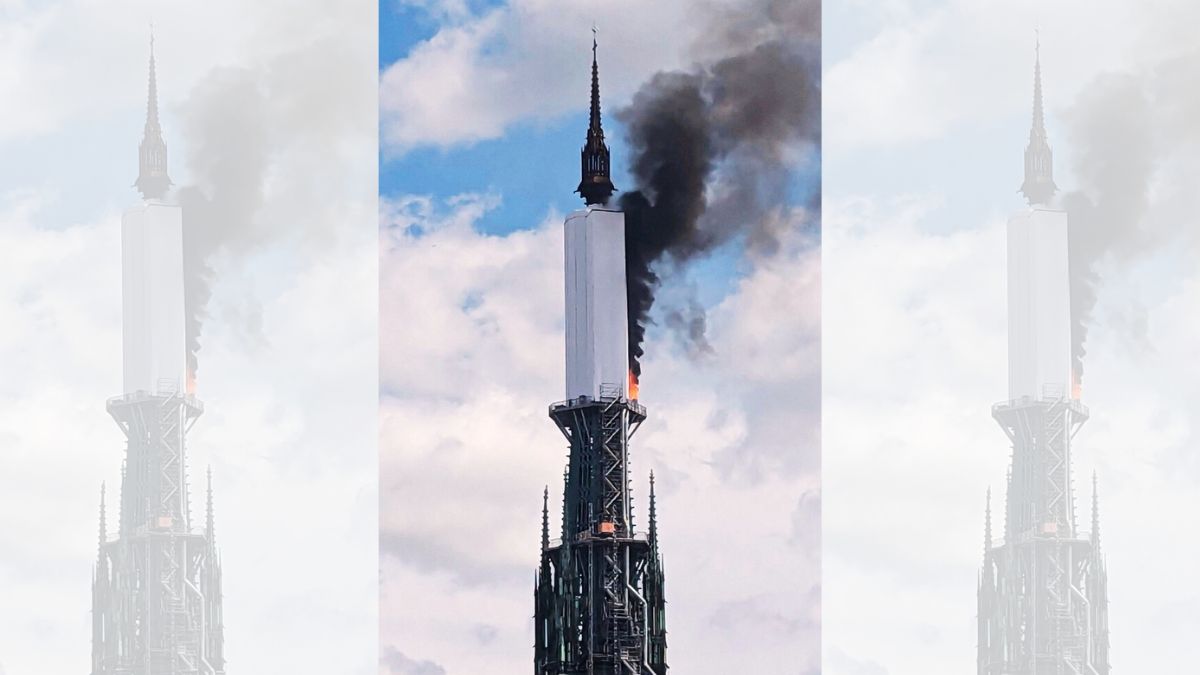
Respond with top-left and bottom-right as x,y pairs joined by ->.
983,487 -> 992,559
206,466 -> 216,543
97,483 -> 108,555
648,471 -> 659,558
541,486 -> 550,553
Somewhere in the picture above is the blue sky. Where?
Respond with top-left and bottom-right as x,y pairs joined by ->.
380,3 -> 623,232
380,2 -> 819,313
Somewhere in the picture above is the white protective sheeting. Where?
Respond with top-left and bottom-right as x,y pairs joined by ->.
121,201 -> 186,396
564,206 -> 629,400
1006,207 -> 1072,401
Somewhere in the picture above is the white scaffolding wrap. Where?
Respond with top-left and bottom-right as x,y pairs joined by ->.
564,206 -> 629,399
1006,207 -> 1072,401
122,200 -> 186,396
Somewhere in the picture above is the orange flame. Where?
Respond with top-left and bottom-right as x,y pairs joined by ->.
1071,368 -> 1081,401
628,370 -> 639,400
186,368 -> 197,396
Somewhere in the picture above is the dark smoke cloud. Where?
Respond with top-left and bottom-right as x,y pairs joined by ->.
1059,73 -> 1156,385
664,297 -> 715,358
177,67 -> 271,380
617,20 -> 820,377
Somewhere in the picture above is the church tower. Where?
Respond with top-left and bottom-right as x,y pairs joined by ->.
534,37 -> 667,675
91,36 -> 227,675
977,43 -> 1110,675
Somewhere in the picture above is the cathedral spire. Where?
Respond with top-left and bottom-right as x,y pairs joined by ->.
1091,471 -> 1101,549
1020,36 -> 1056,206
135,30 -> 172,200
576,29 -> 615,205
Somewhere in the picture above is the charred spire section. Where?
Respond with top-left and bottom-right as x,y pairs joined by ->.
1021,39 -> 1056,206
135,34 -> 172,200
619,38 -> 819,377
576,33 -> 616,206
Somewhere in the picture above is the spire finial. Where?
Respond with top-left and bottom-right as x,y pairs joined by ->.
576,30 -> 615,205
1020,34 -> 1056,205
135,28 -> 171,200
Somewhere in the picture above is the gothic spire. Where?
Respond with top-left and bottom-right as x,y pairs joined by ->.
576,29 -> 615,205
1020,36 -> 1056,206
135,30 -> 172,200
206,466 -> 216,543
561,466 -> 570,540
983,487 -> 992,559
541,486 -> 550,553
98,483 -> 107,553
1091,471 -> 1101,549
648,471 -> 659,557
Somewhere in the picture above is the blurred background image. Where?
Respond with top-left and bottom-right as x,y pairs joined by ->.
0,2 -> 377,674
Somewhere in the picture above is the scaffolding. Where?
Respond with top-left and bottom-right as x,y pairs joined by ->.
92,391 -> 225,675
978,395 -> 1109,675
534,390 -> 666,675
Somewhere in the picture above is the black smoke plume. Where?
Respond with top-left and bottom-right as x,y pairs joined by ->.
177,68 -> 270,381
1059,73 -> 1155,386
617,31 -> 819,377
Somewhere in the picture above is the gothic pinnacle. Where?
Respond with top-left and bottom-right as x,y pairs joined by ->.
983,487 -> 992,559
98,483 -> 107,551
206,466 -> 216,543
541,486 -> 550,553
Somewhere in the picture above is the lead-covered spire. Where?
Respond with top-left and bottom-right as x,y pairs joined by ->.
1020,37 -> 1056,206
576,30 -> 615,205
135,31 -> 172,200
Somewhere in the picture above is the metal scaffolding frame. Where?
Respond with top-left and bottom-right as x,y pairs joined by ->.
535,391 -> 667,675
978,396 -> 1109,675
92,391 -> 225,675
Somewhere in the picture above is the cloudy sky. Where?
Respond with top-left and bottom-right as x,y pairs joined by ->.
379,1 -> 820,674
0,1 -> 377,674
824,0 -> 1200,673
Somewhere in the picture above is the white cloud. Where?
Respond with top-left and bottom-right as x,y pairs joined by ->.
825,0 -> 1145,150
0,2 -> 378,674
824,0 -> 1200,666
379,195 -> 820,674
379,0 -> 698,152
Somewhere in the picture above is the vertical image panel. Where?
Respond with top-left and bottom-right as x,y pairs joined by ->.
379,1 -> 821,673
0,2 -> 378,674
824,1 -> 1200,673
